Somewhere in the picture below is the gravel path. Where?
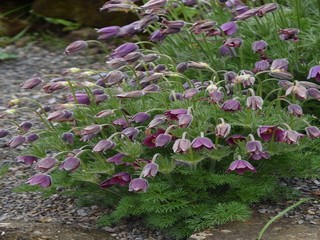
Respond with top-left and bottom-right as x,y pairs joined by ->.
0,42 -> 319,240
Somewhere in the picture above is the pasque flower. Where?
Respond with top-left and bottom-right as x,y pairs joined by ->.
8,135 -> 26,148
100,172 -> 131,188
307,65 -> 320,82
36,157 -> 57,172
92,139 -> 115,153
19,121 -> 32,132
226,157 -> 256,175
27,174 -> 52,188
279,28 -> 299,42
16,155 -> 38,165
59,157 -> 80,171
223,37 -> 242,48
221,99 -> 241,112
215,119 -> 231,138
173,132 -> 191,153
21,77 -> 43,89
257,125 -> 285,142
122,127 -> 139,140
246,136 -> 270,160
110,42 -> 138,58
129,178 -> 149,192
107,153 -> 127,165
246,96 -> 263,110
288,104 -> 303,117
140,0 -> 167,9
219,21 -> 238,36
191,133 -> 215,150
226,134 -> 246,146
96,26 -> 120,40
0,128 -> 9,138
143,128 -> 165,148
141,163 -> 159,177
281,129 -> 304,144
305,126 -> 320,139
132,112 -> 150,123
64,40 -> 88,55
307,88 -> 320,99
62,132 -> 75,144
252,40 -> 267,53
165,109 -> 188,120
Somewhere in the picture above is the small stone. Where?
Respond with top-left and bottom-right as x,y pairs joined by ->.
258,209 -> 267,214
220,229 -> 232,233
297,220 -> 304,224
307,209 -> 316,215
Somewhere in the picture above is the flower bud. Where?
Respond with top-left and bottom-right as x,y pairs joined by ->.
62,132 -> 75,144
27,174 -> 52,188
36,157 -> 57,172
141,163 -> 159,177
64,40 -> 88,55
21,77 -> 43,89
0,129 -> 9,138
8,135 -> 26,148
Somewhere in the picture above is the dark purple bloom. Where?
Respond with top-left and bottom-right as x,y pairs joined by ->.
252,40 -> 267,53
96,26 -> 120,40
67,92 -> 90,105
178,114 -> 193,128
59,157 -> 80,171
27,174 -> 52,188
164,109 -> 187,120
279,28 -> 299,42
246,140 -> 270,160
183,88 -> 199,99
226,134 -> 246,146
107,153 -> 127,165
143,129 -> 165,148
100,172 -> 131,188
246,96 -> 263,110
219,45 -> 236,57
147,115 -> 166,128
8,135 -> 26,148
62,132 -> 75,144
21,77 -> 43,89
129,178 -> 149,192
110,43 -> 138,58
122,127 -> 139,140
288,104 -> 303,117
176,62 -> 188,73
16,155 -> 38,165
307,65 -> 320,82
253,60 -> 270,73
172,138 -> 191,153
26,133 -> 39,143
257,126 -> 285,142
93,140 -> 115,153
132,112 -> 151,123
0,128 -> 9,138
191,136 -> 215,150
307,88 -> 320,99
220,21 -> 238,36
221,99 -> 241,112
155,133 -> 172,147
116,90 -> 145,98
226,159 -> 256,175
64,40 -> 88,55
281,130 -> 304,144
223,37 -> 242,48
305,126 -> 320,139
47,110 -> 73,122
141,163 -> 159,177
36,157 -> 57,172
19,121 -> 32,132
141,0 -> 167,9
149,29 -> 167,42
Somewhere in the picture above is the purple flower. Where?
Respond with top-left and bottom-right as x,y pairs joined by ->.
129,178 -> 149,192
165,109 -> 187,120
220,21 -> 238,36
246,140 -> 270,160
257,126 -> 285,142
21,77 -> 43,89
141,163 -> 159,177
81,125 -> 102,136
143,129 -> 165,148
147,115 -> 166,128
279,28 -> 299,42
270,59 -> 289,71
257,3 -> 278,17
0,128 -> 9,138
288,104 -> 303,117
281,130 -> 304,144
252,40 -> 268,53
221,99 -> 241,112
246,96 -> 263,110
16,155 -> 38,165
305,126 -> 320,139
107,153 -> 127,165
117,21 -> 140,37
26,133 -> 39,143
100,172 -> 131,188
178,114 -> 193,128
307,65 -> 320,82
47,110 -> 73,122
253,60 -> 270,73
8,135 -> 26,148
226,134 -> 246,146
67,92 -> 90,105
132,112 -> 150,123
219,45 -> 236,57
191,136 -> 215,150
96,26 -> 120,40
190,20 -> 216,35
110,43 -> 138,58
155,133 -> 172,147
223,37 -> 243,48
112,118 -> 130,128
141,0 -> 167,9
183,88 -> 199,99
209,90 -> 224,104
64,40 -> 88,55
285,82 -> 307,100
36,157 -> 57,172
116,90 -> 145,98
19,121 -> 32,133
226,159 -> 256,175
27,174 -> 52,188
59,157 -> 80,171
93,140 -> 115,153
172,138 -> 191,153
215,122 -> 231,138
149,29 -> 167,42
62,132 -> 75,144
122,127 -> 139,140
307,88 -> 320,99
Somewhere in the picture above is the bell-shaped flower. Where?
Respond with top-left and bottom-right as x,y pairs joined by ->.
215,121 -> 231,138
62,132 -> 75,145
155,133 -> 172,147
190,20 -> 216,35
96,26 -> 120,40
18,121 -> 32,133
246,140 -> 270,160
59,157 -> 80,171
257,125 -> 285,142
67,92 -> 90,105
143,128 -> 165,148
110,42 -> 138,58
141,163 -> 159,177
253,60 -> 270,73
226,158 -> 256,175
35,157 -> 57,172
149,29 -> 166,42
93,139 -> 115,153
122,127 -> 139,140
27,173 -> 52,188
107,153 -> 127,165
281,130 -> 304,144
307,88 -> 320,99
132,112 -> 150,123
0,128 -> 9,138
305,126 -> 320,139
147,115 -> 166,128
209,90 -> 224,104
221,99 -> 241,112
191,135 -> 215,150
129,178 -> 149,192
219,45 -> 236,57
223,37 -> 243,48
183,88 -> 199,99
16,155 -> 38,165
64,40 -> 88,55
164,109 -> 187,120
100,172 -> 131,188
279,28 -> 299,42
173,133 -> 191,153
178,113 -> 193,128
307,65 -> 320,82
287,104 -> 303,117
246,96 -> 263,110
252,40 -> 267,53
226,134 -> 246,146
21,77 -> 43,89
220,21 -> 238,36
8,135 -> 26,148
26,133 -> 39,143
47,110 -> 73,122
285,82 -> 307,100
141,0 -> 167,9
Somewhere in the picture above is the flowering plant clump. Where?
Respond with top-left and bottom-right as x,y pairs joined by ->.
3,0 -> 320,239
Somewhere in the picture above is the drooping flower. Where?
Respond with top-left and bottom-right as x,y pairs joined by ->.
122,127 -> 139,140
155,133 -> 172,147
100,172 -> 131,188
26,133 -> 39,143
62,132 -> 75,144
143,128 -> 165,148
252,40 -> 268,53
307,65 -> 320,82
107,153 -> 127,165
149,29 -> 167,42
96,26 -> 121,40
226,134 -> 246,146
64,40 -> 88,55
221,99 -> 241,112
287,104 -> 303,117
27,174 -> 52,188
8,135 -> 26,148
0,129 -> 9,138
253,60 -> 270,73
191,135 -> 215,150
307,88 -> 320,99
215,120 -> 231,138
35,157 -> 57,172
165,109 -> 187,120
178,113 -> 193,128
147,115 -> 166,128
140,0 -> 167,9
19,121 -> 32,132
59,157 -> 80,171
224,37 -> 243,48
279,28 -> 299,42
281,130 -> 304,144
257,3 -> 278,17
226,158 -> 256,175
67,92 -> 90,105
172,133 -> 191,153
92,140 -> 115,153
21,77 -> 43,89
269,59 -> 292,79
305,126 -> 320,139
16,155 -> 38,165
246,140 -> 270,160
257,125 -> 285,142
132,112 -> 151,123
219,45 -> 236,57
141,163 -> 159,177
246,96 -> 263,110
129,178 -> 149,192
285,81 -> 307,100
47,110 -> 73,122
219,21 -> 238,36
110,42 -> 138,59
